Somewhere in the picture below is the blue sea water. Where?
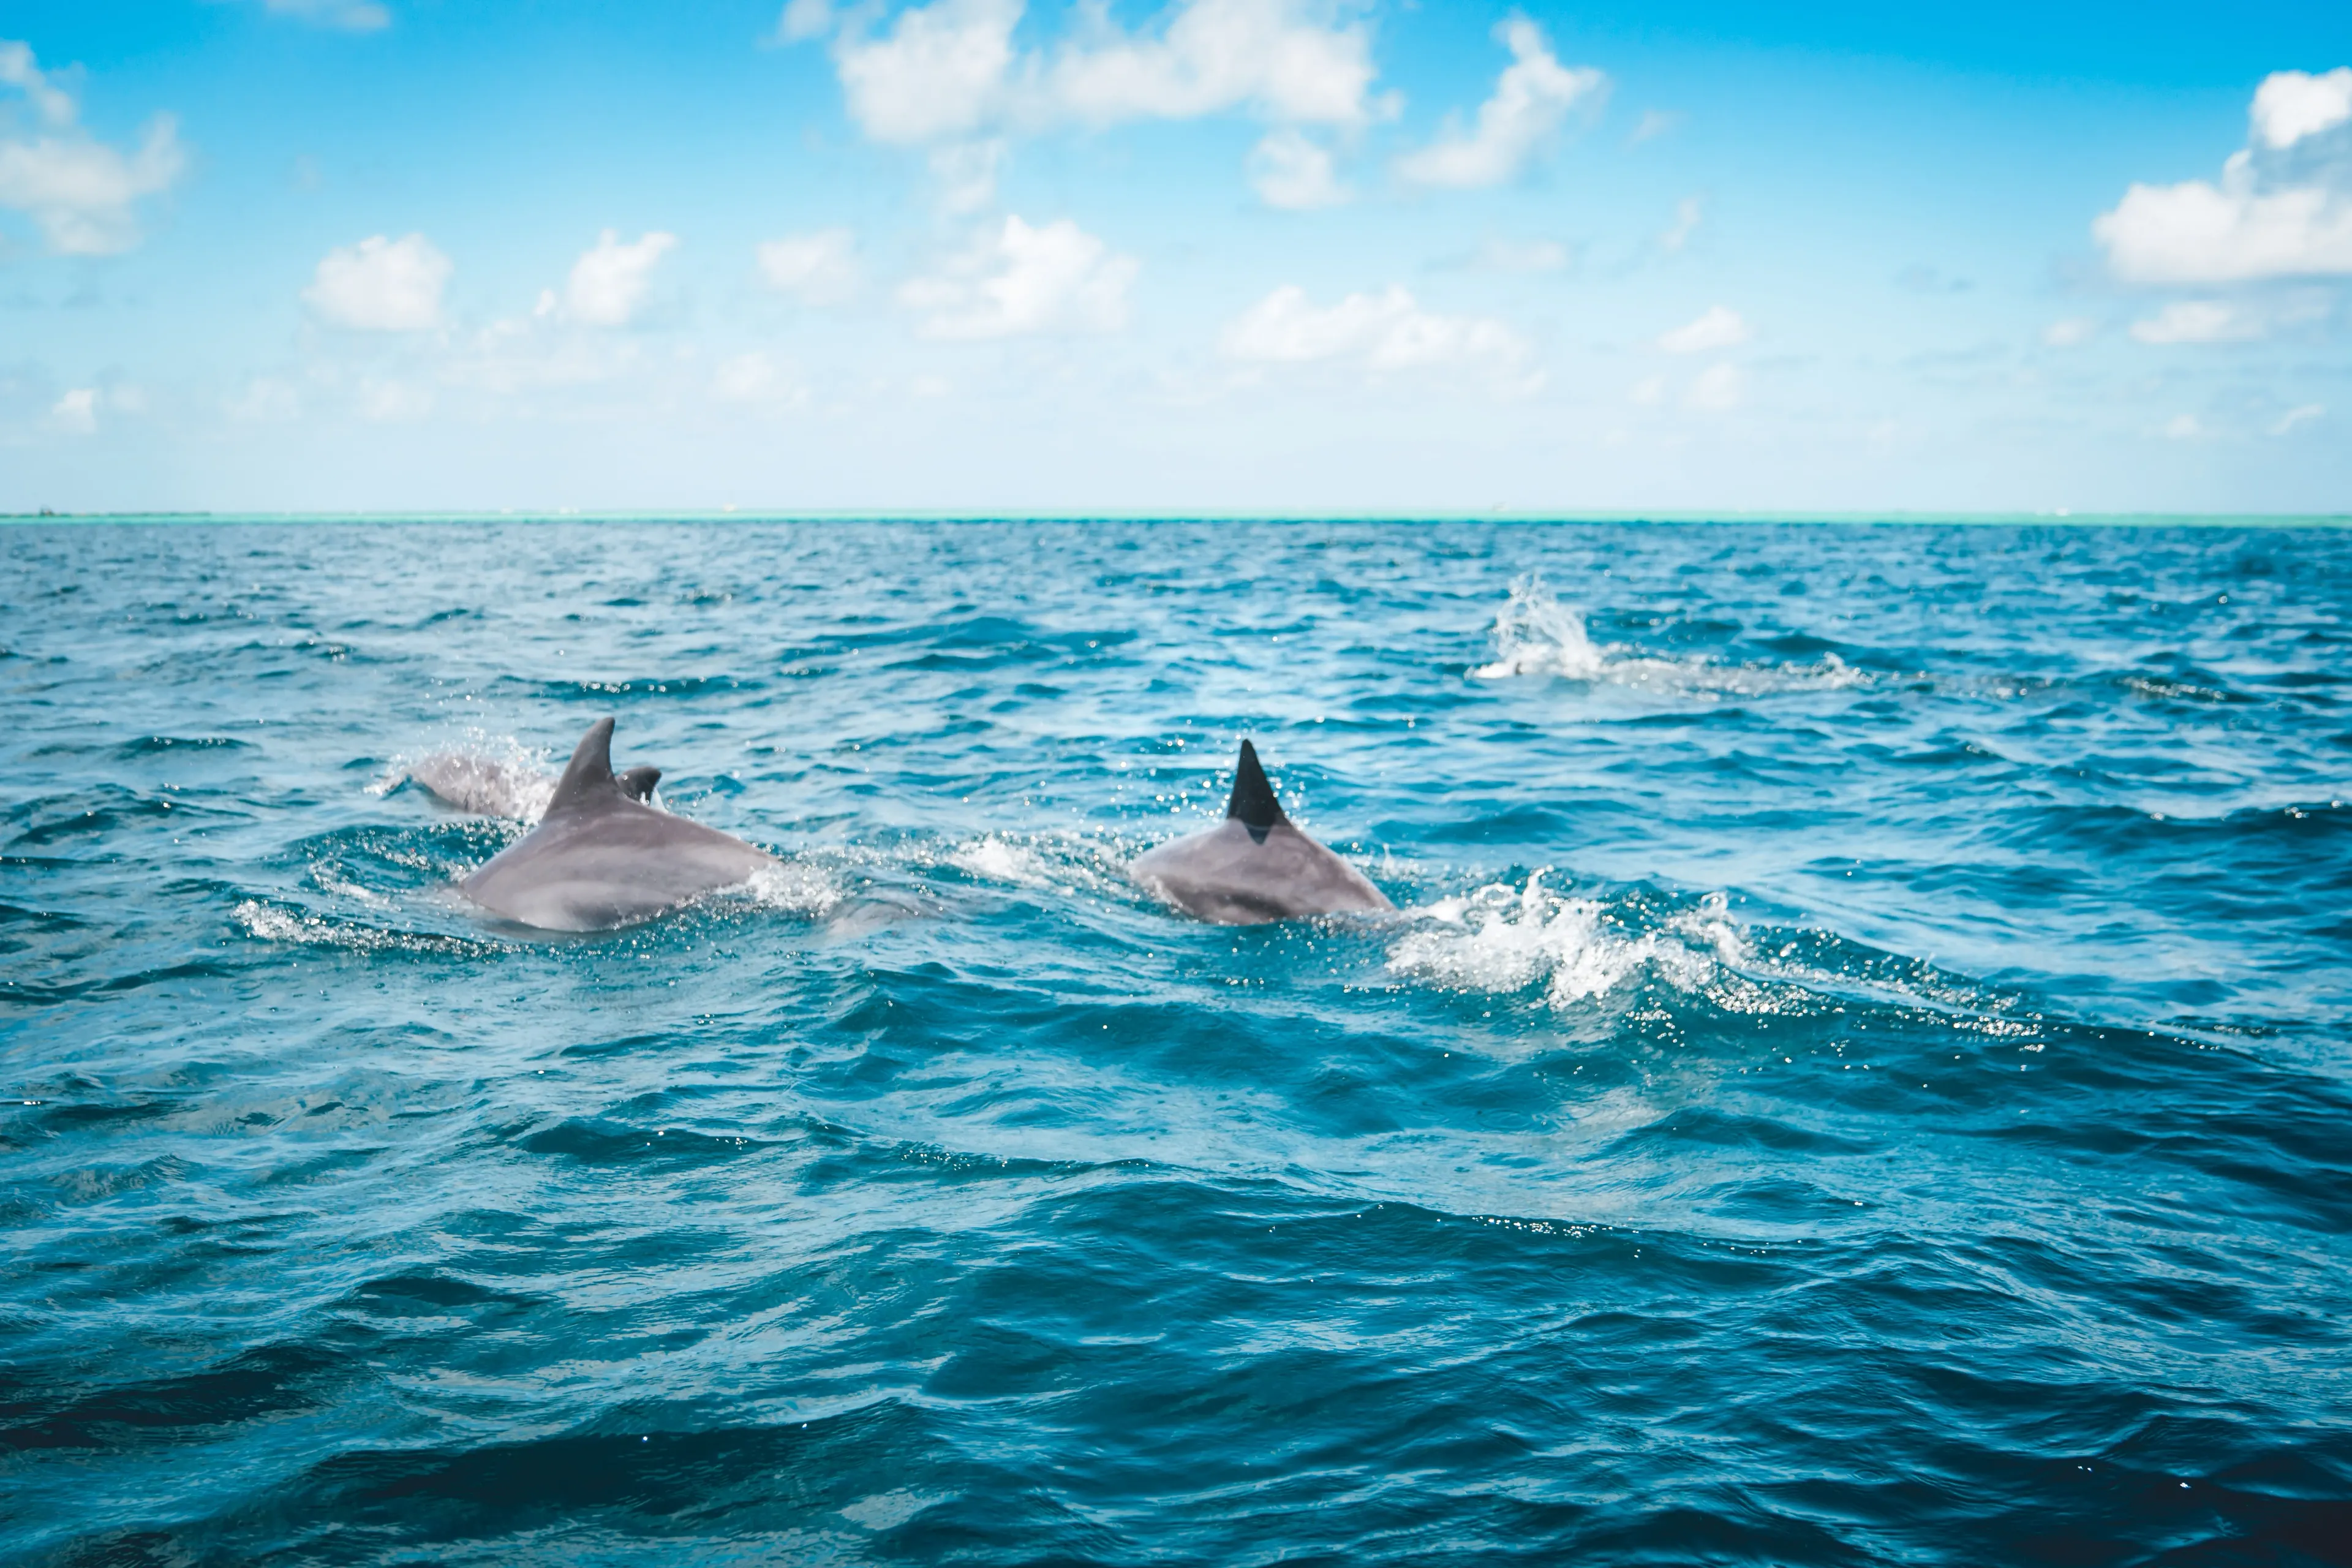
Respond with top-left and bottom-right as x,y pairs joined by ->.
3,518 -> 2350,1567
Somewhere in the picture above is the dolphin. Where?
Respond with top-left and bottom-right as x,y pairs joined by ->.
1130,739 -> 1394,925
458,718 -> 774,931
409,750 -> 660,820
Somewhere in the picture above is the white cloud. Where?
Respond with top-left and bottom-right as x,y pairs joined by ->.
2043,316 -> 2099,348
1248,129 -> 1346,209
258,0 -> 392,30
47,387 -> 97,435
1219,284 -> 1528,375
817,0 -> 1381,146
1629,374 -> 1665,405
2164,412 -> 2203,440
899,215 -> 1137,337
1396,18 -> 1605,189
2095,71 -> 2352,284
2251,67 -> 2352,151
756,228 -> 860,305
0,41 -> 186,255
303,233 -> 451,331
2271,402 -> 2324,435
1657,304 -> 1749,354
834,0 -> 1022,144
1658,195 -> 1702,252
0,40 -> 75,126
1684,361 -> 1741,410
2129,300 -> 2259,344
565,230 -> 677,326
1042,0 -> 1379,129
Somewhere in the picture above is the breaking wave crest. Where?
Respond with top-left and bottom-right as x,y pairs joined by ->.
1387,874 -> 1747,1009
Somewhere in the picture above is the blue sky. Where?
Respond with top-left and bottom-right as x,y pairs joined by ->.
3,0 -> 2348,513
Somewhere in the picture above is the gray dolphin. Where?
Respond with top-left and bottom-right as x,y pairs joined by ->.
1131,740 -> 1394,925
409,750 -> 660,820
459,718 -> 774,931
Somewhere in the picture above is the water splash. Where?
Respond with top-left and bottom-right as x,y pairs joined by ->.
1473,576 -> 1607,679
1387,874 -> 1743,1008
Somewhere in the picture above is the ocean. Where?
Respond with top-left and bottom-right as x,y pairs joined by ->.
3,518 -> 2348,1565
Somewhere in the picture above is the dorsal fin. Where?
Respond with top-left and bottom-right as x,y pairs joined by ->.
546,717 -> 621,816
617,765 -> 661,802
1226,739 -> 1289,844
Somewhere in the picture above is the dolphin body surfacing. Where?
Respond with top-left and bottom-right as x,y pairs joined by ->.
459,718 -> 774,931
409,751 -> 660,820
1131,740 -> 1394,925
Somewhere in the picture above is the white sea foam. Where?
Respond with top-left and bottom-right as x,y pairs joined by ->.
233,899 -> 497,954
1387,873 -> 1743,1009
1472,576 -> 1869,698
738,859 -> 847,918
947,831 -> 1132,900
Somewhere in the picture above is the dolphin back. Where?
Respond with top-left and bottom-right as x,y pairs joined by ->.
1131,739 -> 1392,925
458,717 -> 776,931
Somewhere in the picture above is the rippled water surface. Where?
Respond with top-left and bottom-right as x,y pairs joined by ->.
5,519 -> 2350,1566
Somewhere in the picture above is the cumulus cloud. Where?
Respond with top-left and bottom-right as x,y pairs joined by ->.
2095,69 -> 2352,284
564,229 -> 677,326
812,0 -> 1380,146
0,40 -> 186,255
1219,284 -> 1528,375
2129,300 -> 2260,344
257,0 -> 392,30
1041,0 -> 1378,129
899,214 -> 1137,337
834,0 -> 1021,144
2252,67 -> 2352,151
756,228 -> 860,304
303,233 -> 451,331
1248,129 -> 1346,209
1395,18 -> 1605,189
1657,304 -> 1749,354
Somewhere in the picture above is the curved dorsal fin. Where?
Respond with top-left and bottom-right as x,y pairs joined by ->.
617,764 -> 661,802
1226,738 -> 1289,844
546,717 -> 620,816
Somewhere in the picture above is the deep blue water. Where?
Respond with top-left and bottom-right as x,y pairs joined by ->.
4,519 -> 2350,1567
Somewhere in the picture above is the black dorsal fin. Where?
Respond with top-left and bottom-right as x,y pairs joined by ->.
1226,739 -> 1289,844
546,717 -> 620,815
617,765 -> 661,802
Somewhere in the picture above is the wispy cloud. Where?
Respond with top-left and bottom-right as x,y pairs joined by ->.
1396,18 -> 1605,189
